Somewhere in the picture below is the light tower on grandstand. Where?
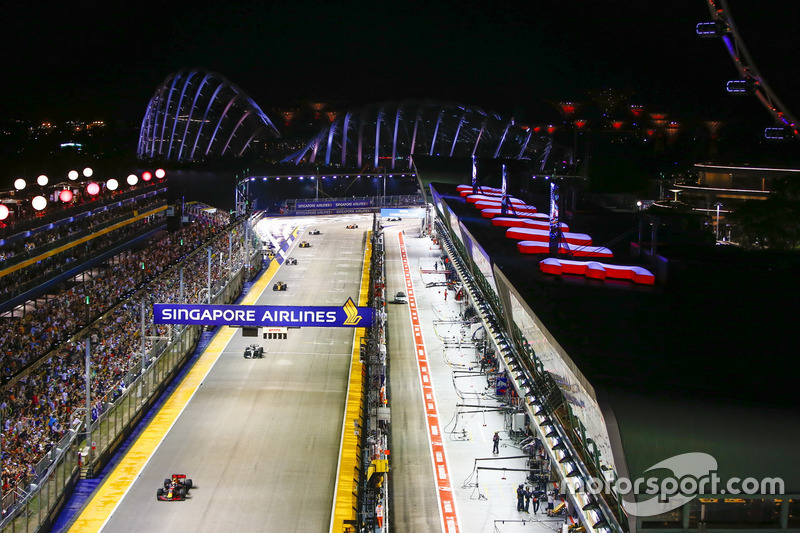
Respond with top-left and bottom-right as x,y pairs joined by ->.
84,337 -> 93,476
235,174 -> 250,218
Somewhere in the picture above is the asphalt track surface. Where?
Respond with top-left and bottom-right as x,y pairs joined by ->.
94,217 -> 370,532
384,228 -> 442,532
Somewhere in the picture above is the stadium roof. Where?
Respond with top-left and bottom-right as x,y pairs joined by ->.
283,100 -> 551,169
138,67 -> 280,163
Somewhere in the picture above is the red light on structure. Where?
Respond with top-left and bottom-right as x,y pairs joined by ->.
547,125 -> 556,134
612,120 -> 624,130
559,102 -> 578,116
59,189 -> 74,202
326,111 -> 338,122
533,126 -> 542,133
0,204 -> 9,220
647,129 -> 655,136
142,171 -> 153,182
87,182 -> 100,195
666,122 -> 680,141
574,119 -> 587,129
630,105 -> 644,117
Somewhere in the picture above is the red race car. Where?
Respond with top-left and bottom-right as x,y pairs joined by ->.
157,474 -> 193,501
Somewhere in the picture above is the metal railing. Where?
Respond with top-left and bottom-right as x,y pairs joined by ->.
0,219 -> 258,533
435,219 -> 624,532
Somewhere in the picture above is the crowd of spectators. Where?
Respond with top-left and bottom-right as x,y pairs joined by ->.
0,196 -> 167,300
1,206 -> 240,499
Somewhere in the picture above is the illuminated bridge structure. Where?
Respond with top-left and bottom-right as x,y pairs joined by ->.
283,100 -> 546,169
138,68 -> 280,162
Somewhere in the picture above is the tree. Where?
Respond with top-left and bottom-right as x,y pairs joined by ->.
728,178 -> 800,250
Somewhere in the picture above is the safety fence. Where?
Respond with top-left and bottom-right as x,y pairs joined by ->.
355,215 -> 390,532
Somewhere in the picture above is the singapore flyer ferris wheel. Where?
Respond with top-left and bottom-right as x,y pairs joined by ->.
697,0 -> 799,140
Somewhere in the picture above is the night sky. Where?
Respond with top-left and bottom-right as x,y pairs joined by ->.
2,1 -> 798,125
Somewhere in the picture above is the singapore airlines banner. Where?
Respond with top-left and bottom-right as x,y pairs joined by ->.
154,298 -> 372,328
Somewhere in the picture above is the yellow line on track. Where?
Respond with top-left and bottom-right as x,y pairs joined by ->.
330,230 -> 371,533
67,244 -> 283,533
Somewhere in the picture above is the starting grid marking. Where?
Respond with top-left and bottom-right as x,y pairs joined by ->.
398,232 -> 460,533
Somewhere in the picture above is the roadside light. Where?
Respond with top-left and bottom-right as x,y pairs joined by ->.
37,175 -> 49,186
60,189 -> 74,202
32,195 -> 48,211
83,167 -> 93,178
106,178 -> 119,191
127,174 -> 138,186
86,182 -> 100,195
68,170 -> 79,180
14,178 -> 26,190
0,204 -> 9,220
155,168 -> 166,179
142,171 -> 153,182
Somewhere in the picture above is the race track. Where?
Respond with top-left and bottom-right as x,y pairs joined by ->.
98,217 -> 370,532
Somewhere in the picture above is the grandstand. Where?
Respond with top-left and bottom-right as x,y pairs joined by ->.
0,191 -> 257,525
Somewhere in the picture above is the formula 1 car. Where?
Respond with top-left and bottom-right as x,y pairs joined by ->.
273,281 -> 287,291
308,229 -> 321,235
285,257 -> 297,265
244,344 -> 265,359
346,224 -> 359,229
386,217 -> 402,221
299,241 -> 311,248
157,474 -> 193,501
